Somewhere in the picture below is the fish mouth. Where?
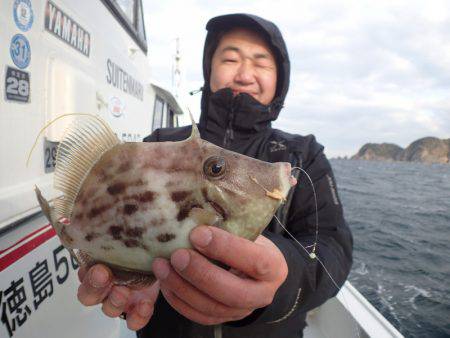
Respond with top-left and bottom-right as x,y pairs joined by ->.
280,162 -> 297,187
208,200 -> 227,221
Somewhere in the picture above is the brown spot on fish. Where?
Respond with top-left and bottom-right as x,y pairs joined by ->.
201,188 -> 208,200
101,245 -> 113,251
171,191 -> 191,202
109,225 -> 123,240
107,182 -> 126,195
125,227 -> 144,238
117,161 -> 132,173
165,180 -> 178,188
88,204 -> 110,219
157,233 -> 176,243
85,232 -> 100,242
177,206 -> 190,222
127,191 -> 155,203
73,212 -> 84,222
150,218 -> 165,227
138,191 -> 155,203
124,239 -> 140,248
177,204 -> 202,222
167,167 -> 195,173
124,204 -> 138,215
133,179 -> 145,186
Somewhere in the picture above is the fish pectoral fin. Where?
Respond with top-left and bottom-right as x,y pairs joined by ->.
189,207 -> 222,226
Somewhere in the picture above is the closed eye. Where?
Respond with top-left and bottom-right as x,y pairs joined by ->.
255,60 -> 275,69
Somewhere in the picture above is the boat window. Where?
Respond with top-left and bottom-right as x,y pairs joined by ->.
101,0 -> 148,53
152,96 -> 164,131
167,107 -> 175,128
113,0 -> 135,24
136,0 -> 147,44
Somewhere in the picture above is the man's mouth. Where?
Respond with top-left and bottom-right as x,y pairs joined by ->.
231,89 -> 257,97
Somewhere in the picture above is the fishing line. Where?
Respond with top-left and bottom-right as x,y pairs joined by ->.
273,214 -> 339,290
291,166 -> 319,256
273,214 -> 361,337
274,166 -> 361,338
26,113 -> 115,167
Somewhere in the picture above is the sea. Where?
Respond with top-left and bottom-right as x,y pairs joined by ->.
330,159 -> 450,338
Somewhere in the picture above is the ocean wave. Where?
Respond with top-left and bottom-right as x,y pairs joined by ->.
333,159 -> 450,337
404,285 -> 431,309
353,262 -> 369,275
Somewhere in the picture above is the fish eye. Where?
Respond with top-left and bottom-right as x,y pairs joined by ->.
203,156 -> 227,179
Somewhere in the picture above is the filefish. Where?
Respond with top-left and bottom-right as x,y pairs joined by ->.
35,115 -> 296,285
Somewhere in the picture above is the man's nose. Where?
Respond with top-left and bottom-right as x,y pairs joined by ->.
234,61 -> 255,85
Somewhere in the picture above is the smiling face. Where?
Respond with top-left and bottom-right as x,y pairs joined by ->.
210,28 -> 277,105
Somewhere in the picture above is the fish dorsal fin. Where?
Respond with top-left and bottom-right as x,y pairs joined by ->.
188,110 -> 200,140
54,115 -> 120,218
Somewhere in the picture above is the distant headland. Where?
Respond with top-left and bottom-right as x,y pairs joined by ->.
350,137 -> 450,164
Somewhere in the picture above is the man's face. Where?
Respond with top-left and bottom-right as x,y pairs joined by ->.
210,28 -> 277,105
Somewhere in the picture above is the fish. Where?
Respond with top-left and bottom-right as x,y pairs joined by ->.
35,114 -> 296,285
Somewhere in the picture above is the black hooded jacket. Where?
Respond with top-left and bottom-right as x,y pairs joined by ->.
138,14 -> 353,338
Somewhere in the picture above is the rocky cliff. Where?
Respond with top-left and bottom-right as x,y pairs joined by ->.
352,137 -> 450,164
352,143 -> 404,161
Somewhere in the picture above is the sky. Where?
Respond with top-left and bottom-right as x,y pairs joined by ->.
142,0 -> 450,158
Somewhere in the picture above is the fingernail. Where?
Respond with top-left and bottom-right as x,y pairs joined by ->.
138,301 -> 153,317
171,250 -> 190,271
90,266 -> 109,288
152,259 -> 170,280
190,226 -> 212,248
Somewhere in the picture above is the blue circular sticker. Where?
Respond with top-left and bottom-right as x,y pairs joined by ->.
10,34 -> 31,69
13,0 -> 34,32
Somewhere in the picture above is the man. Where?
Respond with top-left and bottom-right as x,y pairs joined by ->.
77,13 -> 353,337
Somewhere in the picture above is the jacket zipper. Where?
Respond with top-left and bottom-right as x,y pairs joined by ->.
223,104 -> 235,148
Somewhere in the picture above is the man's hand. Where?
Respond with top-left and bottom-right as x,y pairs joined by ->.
152,225 -> 288,325
77,264 -> 160,330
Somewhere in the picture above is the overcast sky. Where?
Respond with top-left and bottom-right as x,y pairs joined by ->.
142,0 -> 450,157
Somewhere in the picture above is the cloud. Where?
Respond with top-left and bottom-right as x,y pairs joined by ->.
143,0 -> 450,157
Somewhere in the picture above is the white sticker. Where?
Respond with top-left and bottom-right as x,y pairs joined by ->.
109,96 -> 125,118
13,0 -> 34,32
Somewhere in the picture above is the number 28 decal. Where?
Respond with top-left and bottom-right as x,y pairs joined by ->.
4,66 -> 30,103
6,77 -> 29,96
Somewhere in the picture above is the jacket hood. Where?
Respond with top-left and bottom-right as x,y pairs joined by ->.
199,13 -> 290,130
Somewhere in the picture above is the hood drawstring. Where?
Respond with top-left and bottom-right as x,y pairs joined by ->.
189,87 -> 203,96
